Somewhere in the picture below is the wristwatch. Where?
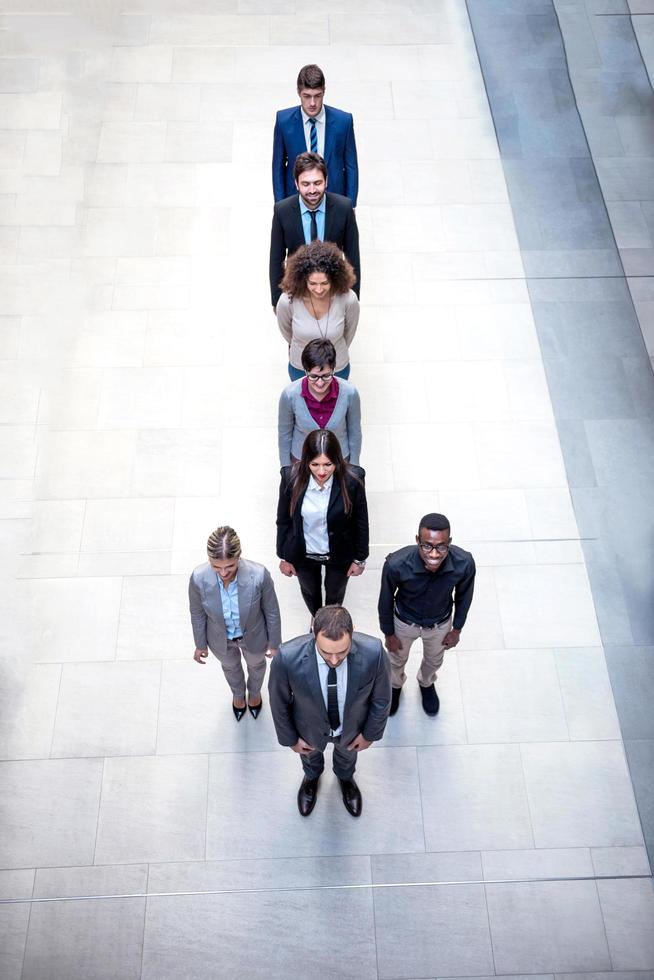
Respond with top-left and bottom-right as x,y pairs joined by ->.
353,559 -> 366,568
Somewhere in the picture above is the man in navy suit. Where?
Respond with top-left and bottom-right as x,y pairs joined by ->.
269,151 -> 360,309
272,63 -> 359,206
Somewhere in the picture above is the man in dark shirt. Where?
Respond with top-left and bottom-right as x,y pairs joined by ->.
378,513 -> 475,717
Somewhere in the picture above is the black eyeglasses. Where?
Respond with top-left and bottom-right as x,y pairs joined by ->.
306,372 -> 334,383
418,542 -> 449,555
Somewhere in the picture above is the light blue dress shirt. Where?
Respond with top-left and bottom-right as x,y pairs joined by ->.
315,645 -> 348,737
216,575 -> 241,640
300,195 -> 326,244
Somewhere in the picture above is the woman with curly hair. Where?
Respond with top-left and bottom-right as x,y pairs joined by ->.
276,239 -> 360,380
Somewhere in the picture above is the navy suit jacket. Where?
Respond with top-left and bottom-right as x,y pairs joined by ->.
269,191 -> 361,307
272,104 -> 359,205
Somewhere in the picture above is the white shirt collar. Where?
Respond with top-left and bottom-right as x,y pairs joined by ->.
308,475 -> 333,493
301,107 -> 325,126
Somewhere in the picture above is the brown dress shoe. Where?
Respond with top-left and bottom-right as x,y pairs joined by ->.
297,776 -> 320,816
339,777 -> 362,817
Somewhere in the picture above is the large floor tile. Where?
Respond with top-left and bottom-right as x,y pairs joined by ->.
52,661 -> 161,757
418,744 -> 534,851
494,563 -> 602,648
156,659 -> 283,755
143,886 -> 377,980
0,758 -> 103,868
521,741 -> 644,847
95,754 -> 208,864
206,747 -> 424,859
23,894 -> 145,980
27,577 -> 122,662
458,648 -> 569,742
116,574 -> 190,660
554,647 -> 621,740
0,662 -> 60,759
597,878 -> 654,969
374,882 -> 494,979
486,880 -> 611,974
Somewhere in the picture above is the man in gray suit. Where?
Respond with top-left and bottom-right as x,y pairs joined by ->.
190,525 -> 282,722
268,604 -> 391,817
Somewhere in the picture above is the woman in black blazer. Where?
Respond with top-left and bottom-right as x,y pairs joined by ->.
277,428 -> 369,616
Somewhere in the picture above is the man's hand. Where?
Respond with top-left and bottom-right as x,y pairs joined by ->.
292,737 -> 315,755
266,647 -> 279,659
193,648 -> 209,664
442,628 -> 461,649
346,562 -> 364,577
279,560 -> 297,577
347,733 -> 371,752
384,634 -> 402,654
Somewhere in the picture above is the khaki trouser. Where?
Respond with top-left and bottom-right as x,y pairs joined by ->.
388,613 -> 452,689
212,639 -> 266,699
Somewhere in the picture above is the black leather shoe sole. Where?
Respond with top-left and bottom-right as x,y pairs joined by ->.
232,704 -> 247,722
248,700 -> 263,719
389,687 -> 401,716
419,683 -> 440,716
339,778 -> 362,817
297,777 -> 320,817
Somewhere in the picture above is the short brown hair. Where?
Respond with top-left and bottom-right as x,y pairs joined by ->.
293,151 -> 327,183
297,64 -> 325,91
313,605 -> 353,640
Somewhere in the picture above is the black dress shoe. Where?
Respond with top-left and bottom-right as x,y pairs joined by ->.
390,686 -> 402,716
232,703 -> 247,722
297,776 -> 320,817
339,777 -> 362,817
419,683 -> 440,716
248,699 -> 263,719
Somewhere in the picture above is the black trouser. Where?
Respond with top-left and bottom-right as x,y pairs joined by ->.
301,736 -> 357,780
295,558 -> 349,615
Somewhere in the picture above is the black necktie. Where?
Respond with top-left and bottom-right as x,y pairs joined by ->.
309,209 -> 318,241
327,666 -> 340,731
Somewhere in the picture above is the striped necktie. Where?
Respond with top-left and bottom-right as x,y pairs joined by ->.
309,117 -> 318,154
327,666 -> 340,731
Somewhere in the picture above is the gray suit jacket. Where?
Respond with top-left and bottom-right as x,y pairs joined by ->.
278,377 -> 362,466
268,632 -> 391,751
188,559 -> 282,658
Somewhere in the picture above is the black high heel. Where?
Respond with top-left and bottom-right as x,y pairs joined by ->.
232,702 -> 247,722
248,699 -> 263,719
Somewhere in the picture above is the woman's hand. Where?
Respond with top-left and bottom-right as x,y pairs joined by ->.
279,560 -> 297,577
346,561 -> 365,577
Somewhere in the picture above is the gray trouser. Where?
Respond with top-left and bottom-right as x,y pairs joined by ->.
388,613 -> 452,688
212,639 -> 266,699
301,736 -> 357,780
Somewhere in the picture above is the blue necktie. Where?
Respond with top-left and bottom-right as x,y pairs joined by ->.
309,117 -> 317,154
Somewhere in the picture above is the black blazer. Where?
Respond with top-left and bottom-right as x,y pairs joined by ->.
269,191 -> 361,307
276,465 -> 369,566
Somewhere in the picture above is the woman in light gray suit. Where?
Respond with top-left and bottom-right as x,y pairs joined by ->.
278,338 -> 361,467
189,526 -> 282,722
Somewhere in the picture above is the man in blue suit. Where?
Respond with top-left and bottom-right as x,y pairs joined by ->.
272,63 -> 359,206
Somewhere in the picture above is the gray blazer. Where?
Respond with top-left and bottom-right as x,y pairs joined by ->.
268,632 -> 391,751
188,559 -> 282,658
278,377 -> 362,466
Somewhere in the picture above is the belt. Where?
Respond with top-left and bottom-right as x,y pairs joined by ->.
228,635 -> 243,642
306,552 -> 329,563
395,611 -> 450,630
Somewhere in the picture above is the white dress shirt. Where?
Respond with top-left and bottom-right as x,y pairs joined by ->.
301,106 -> 326,157
315,644 -> 348,736
301,475 -> 332,555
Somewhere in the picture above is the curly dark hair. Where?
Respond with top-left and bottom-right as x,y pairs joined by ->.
280,240 -> 356,297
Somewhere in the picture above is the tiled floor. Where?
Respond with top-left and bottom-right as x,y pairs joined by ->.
1,1 -> 653,977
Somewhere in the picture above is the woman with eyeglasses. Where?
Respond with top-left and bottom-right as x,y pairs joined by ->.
276,239 -> 359,381
276,428 -> 369,617
278,338 -> 361,467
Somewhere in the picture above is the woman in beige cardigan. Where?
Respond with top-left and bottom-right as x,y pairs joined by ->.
276,239 -> 360,381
